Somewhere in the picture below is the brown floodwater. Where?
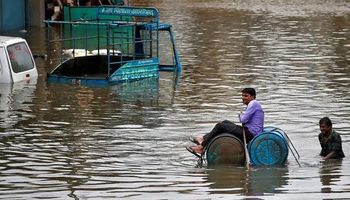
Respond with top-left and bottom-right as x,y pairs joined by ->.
0,0 -> 350,199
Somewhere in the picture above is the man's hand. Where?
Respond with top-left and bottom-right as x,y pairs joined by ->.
238,112 -> 242,121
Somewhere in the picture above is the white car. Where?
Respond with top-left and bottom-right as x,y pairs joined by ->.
0,36 -> 38,83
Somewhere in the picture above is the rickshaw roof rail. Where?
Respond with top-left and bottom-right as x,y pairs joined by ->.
44,6 -> 160,26
42,19 -> 137,28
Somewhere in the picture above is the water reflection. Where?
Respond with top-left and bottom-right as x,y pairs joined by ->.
206,166 -> 246,194
0,81 -> 37,130
43,74 -> 178,130
247,167 -> 288,196
111,77 -> 160,103
319,160 -> 343,193
206,166 -> 288,196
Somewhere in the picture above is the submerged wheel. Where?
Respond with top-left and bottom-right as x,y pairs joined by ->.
206,133 -> 245,166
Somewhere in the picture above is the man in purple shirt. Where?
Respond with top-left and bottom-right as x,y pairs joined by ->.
187,88 -> 264,155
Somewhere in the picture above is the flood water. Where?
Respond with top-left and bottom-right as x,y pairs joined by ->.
1,0 -> 350,199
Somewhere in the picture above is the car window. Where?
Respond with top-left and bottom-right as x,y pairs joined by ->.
7,42 -> 34,73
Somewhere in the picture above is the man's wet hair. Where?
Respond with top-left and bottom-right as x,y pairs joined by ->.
319,117 -> 332,127
241,88 -> 256,97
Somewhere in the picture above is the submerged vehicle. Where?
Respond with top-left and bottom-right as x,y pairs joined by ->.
44,6 -> 181,85
0,36 -> 38,83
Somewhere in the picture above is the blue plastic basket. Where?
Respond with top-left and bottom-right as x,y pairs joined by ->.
248,127 -> 289,166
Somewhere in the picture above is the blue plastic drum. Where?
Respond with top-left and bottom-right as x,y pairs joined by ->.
206,133 -> 245,166
248,126 -> 289,166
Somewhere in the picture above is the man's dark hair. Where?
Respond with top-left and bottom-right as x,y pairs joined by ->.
241,88 -> 256,97
319,117 -> 332,127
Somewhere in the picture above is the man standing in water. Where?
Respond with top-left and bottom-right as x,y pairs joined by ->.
186,88 -> 264,157
318,117 -> 345,160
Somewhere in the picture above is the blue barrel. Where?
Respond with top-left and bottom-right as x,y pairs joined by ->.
248,126 -> 289,166
206,133 -> 245,166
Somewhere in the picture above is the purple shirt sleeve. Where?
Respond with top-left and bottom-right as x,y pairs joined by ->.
239,100 -> 264,136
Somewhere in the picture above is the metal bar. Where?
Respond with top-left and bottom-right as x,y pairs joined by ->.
107,25 -> 110,77
43,19 -> 136,27
243,125 -> 251,168
284,132 -> 300,159
60,22 -> 63,63
288,143 -> 301,167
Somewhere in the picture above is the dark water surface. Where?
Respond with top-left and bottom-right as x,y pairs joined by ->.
1,0 -> 350,199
